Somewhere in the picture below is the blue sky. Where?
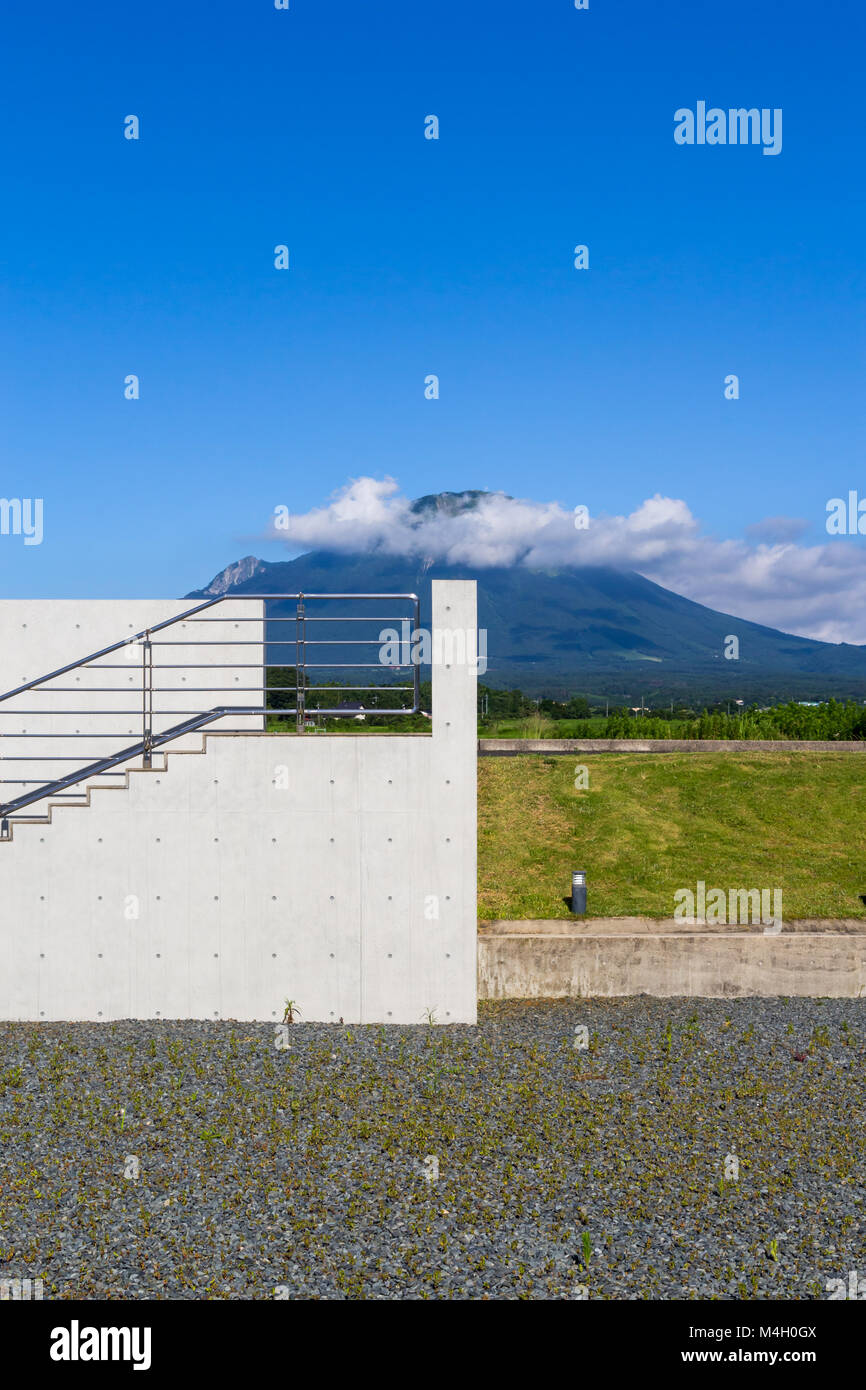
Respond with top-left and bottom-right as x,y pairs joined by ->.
1,0 -> 864,630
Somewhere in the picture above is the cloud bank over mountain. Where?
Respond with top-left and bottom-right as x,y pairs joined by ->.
266,477 -> 865,645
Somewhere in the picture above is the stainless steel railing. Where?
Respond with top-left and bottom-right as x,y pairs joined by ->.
0,592 -> 421,828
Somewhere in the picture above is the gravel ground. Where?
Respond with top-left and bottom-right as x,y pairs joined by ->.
0,998 -> 863,1300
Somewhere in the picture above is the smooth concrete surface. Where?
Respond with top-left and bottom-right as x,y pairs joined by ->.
0,582 -> 478,1024
478,921 -> 866,998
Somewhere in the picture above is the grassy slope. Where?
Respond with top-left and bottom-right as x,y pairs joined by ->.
478,752 -> 866,920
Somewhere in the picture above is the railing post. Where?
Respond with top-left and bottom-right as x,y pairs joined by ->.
413,595 -> 421,713
295,596 -> 306,733
142,632 -> 153,767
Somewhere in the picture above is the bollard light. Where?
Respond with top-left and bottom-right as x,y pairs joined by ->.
571,869 -> 586,915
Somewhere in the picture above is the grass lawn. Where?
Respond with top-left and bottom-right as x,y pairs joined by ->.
478,752 -> 866,920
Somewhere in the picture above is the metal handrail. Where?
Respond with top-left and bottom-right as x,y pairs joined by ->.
0,594 -> 419,702
0,709 -> 239,818
0,593 -> 421,825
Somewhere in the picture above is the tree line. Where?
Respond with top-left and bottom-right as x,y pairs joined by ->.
268,671 -> 866,739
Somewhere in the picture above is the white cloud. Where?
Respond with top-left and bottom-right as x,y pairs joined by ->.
267,477 -> 866,645
745,516 -> 810,545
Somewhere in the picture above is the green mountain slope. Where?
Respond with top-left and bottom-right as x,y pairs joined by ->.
188,548 -> 866,703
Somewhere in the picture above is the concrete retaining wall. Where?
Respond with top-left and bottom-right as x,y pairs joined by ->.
478,921 -> 866,998
0,582 -> 477,1024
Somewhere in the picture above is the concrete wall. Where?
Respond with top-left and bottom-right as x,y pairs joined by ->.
478,922 -> 866,998
480,739 -> 866,754
0,599 -> 263,807
0,582 -> 477,1024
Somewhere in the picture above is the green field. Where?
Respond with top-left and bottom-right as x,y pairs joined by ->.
478,752 -> 866,920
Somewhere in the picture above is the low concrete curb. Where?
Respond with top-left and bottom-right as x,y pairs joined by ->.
479,739 -> 866,754
477,919 -> 866,998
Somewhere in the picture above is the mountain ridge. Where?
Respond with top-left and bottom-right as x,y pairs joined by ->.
187,549 -> 866,703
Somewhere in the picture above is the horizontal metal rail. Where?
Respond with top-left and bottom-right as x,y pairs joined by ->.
0,593 -> 421,823
0,594 -> 419,703
73,662 -> 418,670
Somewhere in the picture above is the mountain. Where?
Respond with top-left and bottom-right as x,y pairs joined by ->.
200,555 -> 267,595
188,547 -> 866,705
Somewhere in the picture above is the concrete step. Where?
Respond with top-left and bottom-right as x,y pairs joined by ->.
0,749 -> 186,841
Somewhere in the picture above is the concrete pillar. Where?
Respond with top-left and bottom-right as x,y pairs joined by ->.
429,579 -> 478,1023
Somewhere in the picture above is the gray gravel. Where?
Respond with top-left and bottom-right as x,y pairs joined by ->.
0,998 -> 863,1299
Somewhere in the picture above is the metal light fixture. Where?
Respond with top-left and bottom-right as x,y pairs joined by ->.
571,869 -> 586,915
